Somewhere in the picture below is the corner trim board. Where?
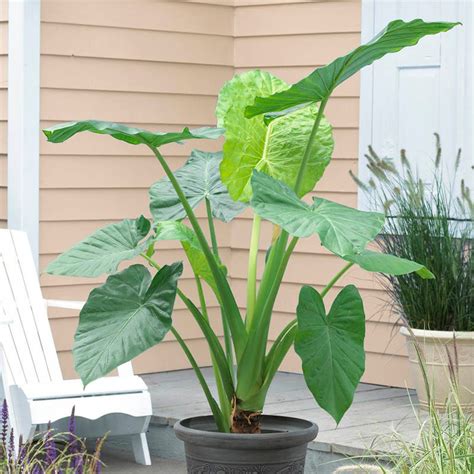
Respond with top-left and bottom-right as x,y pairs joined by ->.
7,0 -> 41,269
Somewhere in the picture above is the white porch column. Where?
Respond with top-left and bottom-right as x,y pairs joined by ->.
7,0 -> 41,269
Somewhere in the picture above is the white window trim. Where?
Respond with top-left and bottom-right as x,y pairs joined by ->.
357,0 -> 376,211
7,0 -> 41,269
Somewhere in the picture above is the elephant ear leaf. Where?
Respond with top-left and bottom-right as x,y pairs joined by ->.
343,250 -> 435,279
149,150 -> 246,223
154,221 -> 220,293
45,216 -> 151,277
250,171 -> 384,256
216,70 -> 334,202
295,285 -> 365,424
43,120 -> 223,147
246,19 -> 459,117
73,262 -> 183,386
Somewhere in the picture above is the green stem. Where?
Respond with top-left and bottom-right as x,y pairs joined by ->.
320,262 -> 354,298
294,97 -> 329,195
267,260 -> 356,371
148,146 -> 247,359
141,252 -> 233,395
245,214 -> 261,330
170,327 -> 228,432
204,197 -> 234,374
205,198 -> 220,259
195,275 -> 231,425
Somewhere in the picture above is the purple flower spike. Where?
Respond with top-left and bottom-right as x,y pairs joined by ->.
1,399 -> 8,447
31,464 -> 42,474
8,427 -> 15,465
44,429 -> 57,465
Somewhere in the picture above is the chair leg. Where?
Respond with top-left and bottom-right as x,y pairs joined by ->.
131,432 -> 151,465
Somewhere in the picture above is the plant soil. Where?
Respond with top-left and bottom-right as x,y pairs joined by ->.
231,407 -> 262,433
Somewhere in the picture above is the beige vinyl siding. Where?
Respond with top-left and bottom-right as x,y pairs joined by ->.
231,0 -> 409,388
0,0 -> 7,229
38,0 -> 234,378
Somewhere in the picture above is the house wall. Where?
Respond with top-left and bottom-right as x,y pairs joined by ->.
35,0 -> 409,386
38,0 -> 235,378
0,0 -> 7,229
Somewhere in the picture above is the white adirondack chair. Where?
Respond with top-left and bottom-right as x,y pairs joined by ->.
0,229 -> 153,465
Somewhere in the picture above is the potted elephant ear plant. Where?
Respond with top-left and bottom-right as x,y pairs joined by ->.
44,19 -> 456,473
354,136 -> 473,412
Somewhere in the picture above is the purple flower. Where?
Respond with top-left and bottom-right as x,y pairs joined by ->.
67,406 -> 78,454
31,464 -> 42,474
8,427 -> 15,465
44,428 -> 57,465
1,399 -> 8,448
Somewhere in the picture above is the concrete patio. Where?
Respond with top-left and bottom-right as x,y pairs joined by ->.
101,368 -> 421,473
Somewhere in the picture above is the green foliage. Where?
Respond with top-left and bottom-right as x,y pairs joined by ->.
216,70 -> 334,201
245,19 -> 459,117
370,348 -> 473,473
44,19 -> 456,431
343,249 -> 434,279
150,150 -> 245,223
44,120 -> 223,147
295,285 -> 365,423
73,263 -> 182,385
355,137 -> 473,331
154,221 -> 219,292
250,171 -> 385,256
46,216 -> 151,277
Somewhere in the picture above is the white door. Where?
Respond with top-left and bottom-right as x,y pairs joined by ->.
358,0 -> 472,208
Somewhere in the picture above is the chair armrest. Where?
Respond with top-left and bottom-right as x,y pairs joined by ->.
45,299 -> 85,310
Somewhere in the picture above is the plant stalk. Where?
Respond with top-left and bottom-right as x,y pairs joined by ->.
294,97 -> 329,195
148,146 -> 247,359
195,275 -> 232,425
320,262 -> 354,298
170,327 -> 228,432
205,197 -> 220,259
245,214 -> 261,330
205,196 -> 234,377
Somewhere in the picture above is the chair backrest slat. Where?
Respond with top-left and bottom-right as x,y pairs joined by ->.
0,230 -> 62,385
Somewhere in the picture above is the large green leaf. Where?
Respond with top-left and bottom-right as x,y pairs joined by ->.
43,120 -> 223,147
154,221 -> 218,292
250,171 -> 384,256
344,249 -> 435,279
149,150 -> 245,223
246,19 -> 459,117
216,70 -> 334,201
295,285 -> 365,424
74,262 -> 183,386
45,216 -> 151,277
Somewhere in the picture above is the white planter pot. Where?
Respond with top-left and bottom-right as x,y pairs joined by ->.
400,327 -> 474,412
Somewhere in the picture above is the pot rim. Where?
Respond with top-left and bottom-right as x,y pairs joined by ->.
400,326 -> 474,340
174,414 -> 318,449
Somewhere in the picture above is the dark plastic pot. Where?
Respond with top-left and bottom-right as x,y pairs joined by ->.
174,415 -> 318,473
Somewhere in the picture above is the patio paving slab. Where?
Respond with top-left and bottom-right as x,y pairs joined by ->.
143,368 -> 419,457
103,369 -> 420,472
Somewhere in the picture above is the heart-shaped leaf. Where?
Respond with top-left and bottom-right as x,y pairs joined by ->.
73,262 -> 183,386
250,171 -> 384,256
344,249 -> 434,279
149,150 -> 245,222
43,120 -> 223,147
246,19 -> 459,117
295,285 -> 365,424
216,70 -> 334,201
154,221 -> 219,292
45,216 -> 151,277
